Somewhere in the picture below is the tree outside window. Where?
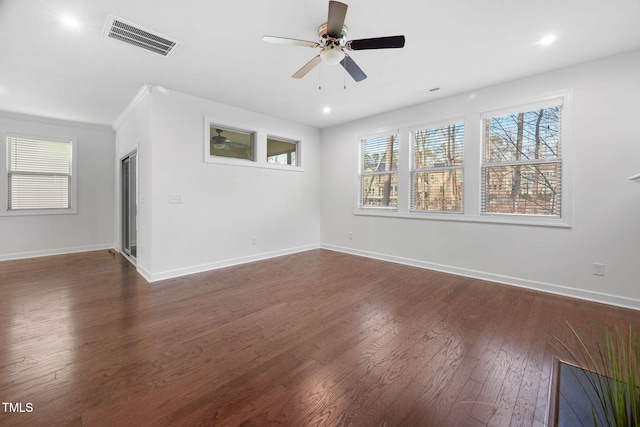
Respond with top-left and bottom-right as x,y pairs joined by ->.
411,122 -> 464,213
360,134 -> 398,208
482,106 -> 561,216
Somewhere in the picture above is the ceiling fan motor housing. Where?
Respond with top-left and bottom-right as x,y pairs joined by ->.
318,23 -> 347,65
318,23 -> 347,48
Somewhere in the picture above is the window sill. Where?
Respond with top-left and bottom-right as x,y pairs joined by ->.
354,209 -> 571,228
1,207 -> 77,217
204,155 -> 304,172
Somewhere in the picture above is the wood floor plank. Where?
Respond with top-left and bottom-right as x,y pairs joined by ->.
1,249 -> 639,426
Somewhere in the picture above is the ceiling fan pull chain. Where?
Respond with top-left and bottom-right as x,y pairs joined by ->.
343,64 -> 347,90
318,63 -> 322,90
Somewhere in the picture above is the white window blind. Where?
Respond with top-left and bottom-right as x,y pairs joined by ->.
411,122 -> 464,213
360,134 -> 398,208
7,136 -> 72,210
482,105 -> 561,216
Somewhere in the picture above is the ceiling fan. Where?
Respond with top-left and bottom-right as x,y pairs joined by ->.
262,1 -> 405,82
211,129 -> 246,151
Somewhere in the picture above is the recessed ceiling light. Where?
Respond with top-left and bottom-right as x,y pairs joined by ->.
323,106 -> 331,114
538,34 -> 557,46
60,15 -> 81,29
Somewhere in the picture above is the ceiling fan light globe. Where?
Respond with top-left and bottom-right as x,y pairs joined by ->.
320,47 -> 345,65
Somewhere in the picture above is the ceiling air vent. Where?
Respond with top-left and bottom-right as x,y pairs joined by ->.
103,15 -> 180,57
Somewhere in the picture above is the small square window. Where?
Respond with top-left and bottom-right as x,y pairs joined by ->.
209,127 -> 255,161
267,137 -> 298,166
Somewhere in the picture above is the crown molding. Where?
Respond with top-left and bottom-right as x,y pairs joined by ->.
0,109 -> 112,131
112,84 -> 153,130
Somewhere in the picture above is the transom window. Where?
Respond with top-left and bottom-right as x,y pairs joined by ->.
203,117 -> 304,171
209,126 -> 255,161
267,137 -> 298,166
411,122 -> 464,213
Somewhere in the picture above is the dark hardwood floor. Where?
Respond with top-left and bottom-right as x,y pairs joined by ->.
1,249 -> 639,426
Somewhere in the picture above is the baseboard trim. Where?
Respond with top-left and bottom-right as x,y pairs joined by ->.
0,244 -> 115,262
321,244 -> 640,311
147,244 -> 321,282
7,243 -> 636,311
137,264 -> 153,282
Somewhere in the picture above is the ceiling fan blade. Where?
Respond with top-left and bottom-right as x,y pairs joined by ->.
228,141 -> 249,148
292,55 -> 322,79
262,36 -> 319,48
340,55 -> 367,82
347,35 -> 405,50
327,1 -> 348,38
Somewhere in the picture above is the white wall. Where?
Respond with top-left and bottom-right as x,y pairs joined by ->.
113,87 -> 153,275
320,49 -> 640,310
5,49 -> 637,312
135,88 -> 322,281
0,111 -> 115,259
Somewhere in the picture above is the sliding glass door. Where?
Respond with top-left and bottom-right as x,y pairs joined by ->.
121,152 -> 137,260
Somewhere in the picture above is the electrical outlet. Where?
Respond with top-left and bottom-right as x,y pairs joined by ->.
348,232 -> 353,240
592,262 -> 605,276
251,236 -> 257,246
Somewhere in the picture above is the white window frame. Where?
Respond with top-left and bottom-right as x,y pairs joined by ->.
205,123 -> 257,166
480,96 -> 569,225
358,130 -> 399,211
410,119 -> 465,214
266,135 -> 300,167
203,117 -> 303,172
354,91 -> 572,228
1,132 -> 78,216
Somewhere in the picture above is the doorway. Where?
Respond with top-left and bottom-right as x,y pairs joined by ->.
121,151 -> 137,261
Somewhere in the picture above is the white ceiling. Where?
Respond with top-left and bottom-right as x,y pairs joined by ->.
1,0 -> 639,129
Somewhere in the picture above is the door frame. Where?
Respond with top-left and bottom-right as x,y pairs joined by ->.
120,150 -> 138,263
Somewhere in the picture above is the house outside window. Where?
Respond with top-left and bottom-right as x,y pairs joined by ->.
482,103 -> 562,216
360,133 -> 398,208
411,122 -> 464,213
354,95 -> 569,226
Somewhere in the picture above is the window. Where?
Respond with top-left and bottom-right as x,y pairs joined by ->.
267,136 -> 298,166
355,95 -> 569,226
5,135 -> 75,212
209,126 -> 255,161
360,133 -> 398,208
203,117 -> 304,171
411,122 -> 464,212
482,103 -> 562,216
